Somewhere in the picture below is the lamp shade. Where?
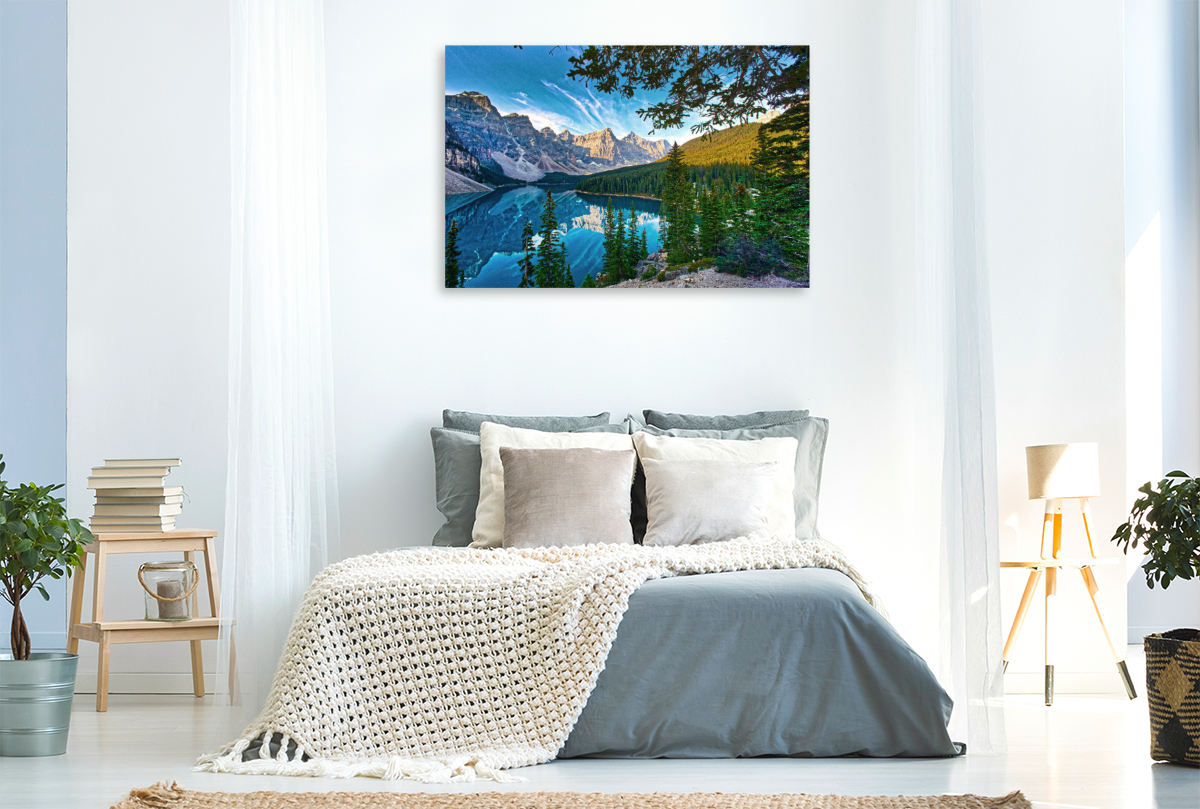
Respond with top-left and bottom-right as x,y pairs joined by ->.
1026,443 -> 1101,500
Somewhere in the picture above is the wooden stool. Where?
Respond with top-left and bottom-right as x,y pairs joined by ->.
67,530 -> 234,711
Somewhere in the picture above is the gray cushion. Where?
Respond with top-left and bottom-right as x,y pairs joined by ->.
641,458 -> 776,546
442,409 -> 611,433
431,422 -> 629,547
501,447 -> 636,548
641,417 -> 829,540
642,409 -> 810,431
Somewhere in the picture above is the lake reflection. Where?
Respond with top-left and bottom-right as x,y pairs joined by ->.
445,186 -> 662,288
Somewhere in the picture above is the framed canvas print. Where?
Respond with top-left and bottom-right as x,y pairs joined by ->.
445,46 -> 809,289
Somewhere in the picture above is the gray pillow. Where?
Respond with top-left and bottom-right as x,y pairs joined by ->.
640,417 -> 828,540
500,447 -> 636,548
431,422 -> 630,547
443,409 -> 611,433
642,409 -> 810,430
431,428 -> 484,547
641,458 -> 776,546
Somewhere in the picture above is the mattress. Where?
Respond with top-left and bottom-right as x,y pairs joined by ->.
559,567 -> 960,759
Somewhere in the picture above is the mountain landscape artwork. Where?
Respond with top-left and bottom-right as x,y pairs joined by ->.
445,46 -> 810,289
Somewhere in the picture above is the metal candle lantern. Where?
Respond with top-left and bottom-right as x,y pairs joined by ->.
138,561 -> 198,621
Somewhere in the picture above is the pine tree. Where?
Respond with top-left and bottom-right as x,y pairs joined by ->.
659,142 -> 697,263
626,203 -> 640,270
747,99 -> 809,276
659,142 -> 687,259
581,273 -> 597,288
614,209 -> 626,279
602,197 -> 617,279
518,219 -> 535,288
732,183 -> 751,230
675,183 -> 697,263
638,227 -> 648,262
535,189 -> 561,289
698,189 -> 724,258
445,219 -> 463,288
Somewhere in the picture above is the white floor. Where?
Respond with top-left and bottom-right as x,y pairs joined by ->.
2,646 -> 1197,809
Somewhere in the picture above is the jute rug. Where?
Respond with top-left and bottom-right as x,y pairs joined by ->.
111,781 -> 1031,809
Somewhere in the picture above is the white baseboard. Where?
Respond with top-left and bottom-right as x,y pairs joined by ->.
1004,671 -> 1127,695
28,632 -> 67,652
1128,625 -> 1191,643
74,671 -> 218,695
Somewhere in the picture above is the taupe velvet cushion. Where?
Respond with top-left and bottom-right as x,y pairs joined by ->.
641,458 -> 777,547
500,447 -> 637,548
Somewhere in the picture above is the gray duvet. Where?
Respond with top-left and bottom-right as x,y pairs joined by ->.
559,567 -> 960,759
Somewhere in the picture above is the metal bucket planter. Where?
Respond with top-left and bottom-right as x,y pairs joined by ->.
0,652 -> 79,756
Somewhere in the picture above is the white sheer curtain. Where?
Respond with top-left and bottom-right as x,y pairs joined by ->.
915,0 -> 1007,754
217,0 -> 339,720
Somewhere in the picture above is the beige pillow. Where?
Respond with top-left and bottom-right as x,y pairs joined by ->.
501,447 -> 637,548
471,422 -> 635,549
632,431 -> 798,541
641,458 -> 777,546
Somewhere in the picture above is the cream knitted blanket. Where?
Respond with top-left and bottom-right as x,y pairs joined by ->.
196,536 -> 877,782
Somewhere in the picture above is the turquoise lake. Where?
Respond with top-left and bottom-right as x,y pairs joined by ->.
445,186 -> 662,288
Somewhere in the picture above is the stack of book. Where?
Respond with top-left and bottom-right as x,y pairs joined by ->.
87,459 -> 184,533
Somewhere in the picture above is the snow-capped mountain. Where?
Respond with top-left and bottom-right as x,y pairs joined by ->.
445,91 -> 671,183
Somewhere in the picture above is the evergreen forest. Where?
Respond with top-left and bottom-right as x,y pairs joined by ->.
586,100 -> 810,284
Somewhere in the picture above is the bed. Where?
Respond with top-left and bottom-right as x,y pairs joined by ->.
199,408 -> 961,781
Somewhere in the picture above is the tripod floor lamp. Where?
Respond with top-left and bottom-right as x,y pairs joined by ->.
1001,442 -> 1138,705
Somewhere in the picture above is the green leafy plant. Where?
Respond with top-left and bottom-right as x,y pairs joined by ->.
1112,470 -> 1200,590
0,454 -> 93,660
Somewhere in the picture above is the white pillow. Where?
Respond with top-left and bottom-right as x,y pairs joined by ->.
470,422 -> 635,549
641,458 -> 777,546
632,431 -> 798,541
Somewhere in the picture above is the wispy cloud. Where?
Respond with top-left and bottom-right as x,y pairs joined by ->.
541,80 -> 613,132
501,93 -> 575,133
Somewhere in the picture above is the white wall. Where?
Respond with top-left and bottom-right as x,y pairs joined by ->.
325,0 -> 937,649
66,0 -> 230,688
65,0 -> 1132,692
1123,0 -> 1200,641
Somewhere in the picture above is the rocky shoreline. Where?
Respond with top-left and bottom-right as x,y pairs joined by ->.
606,252 -> 806,289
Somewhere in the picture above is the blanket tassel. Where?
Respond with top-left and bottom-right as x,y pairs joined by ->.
193,738 -> 527,783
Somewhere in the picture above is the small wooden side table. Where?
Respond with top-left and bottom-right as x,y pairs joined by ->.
1001,556 -> 1136,706
67,530 -> 233,711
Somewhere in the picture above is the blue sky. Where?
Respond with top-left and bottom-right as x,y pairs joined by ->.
445,46 -> 701,145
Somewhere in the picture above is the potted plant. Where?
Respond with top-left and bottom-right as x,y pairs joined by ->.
1112,470 -> 1200,767
0,454 -> 93,756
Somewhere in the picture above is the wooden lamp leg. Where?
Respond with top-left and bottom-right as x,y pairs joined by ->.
1045,565 -> 1057,706
1050,500 -> 1063,559
1039,500 -> 1054,559
1080,498 -> 1098,558
1080,566 -> 1137,699
1003,569 -> 1044,673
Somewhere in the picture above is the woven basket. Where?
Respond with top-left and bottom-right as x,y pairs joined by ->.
1145,629 -> 1200,766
